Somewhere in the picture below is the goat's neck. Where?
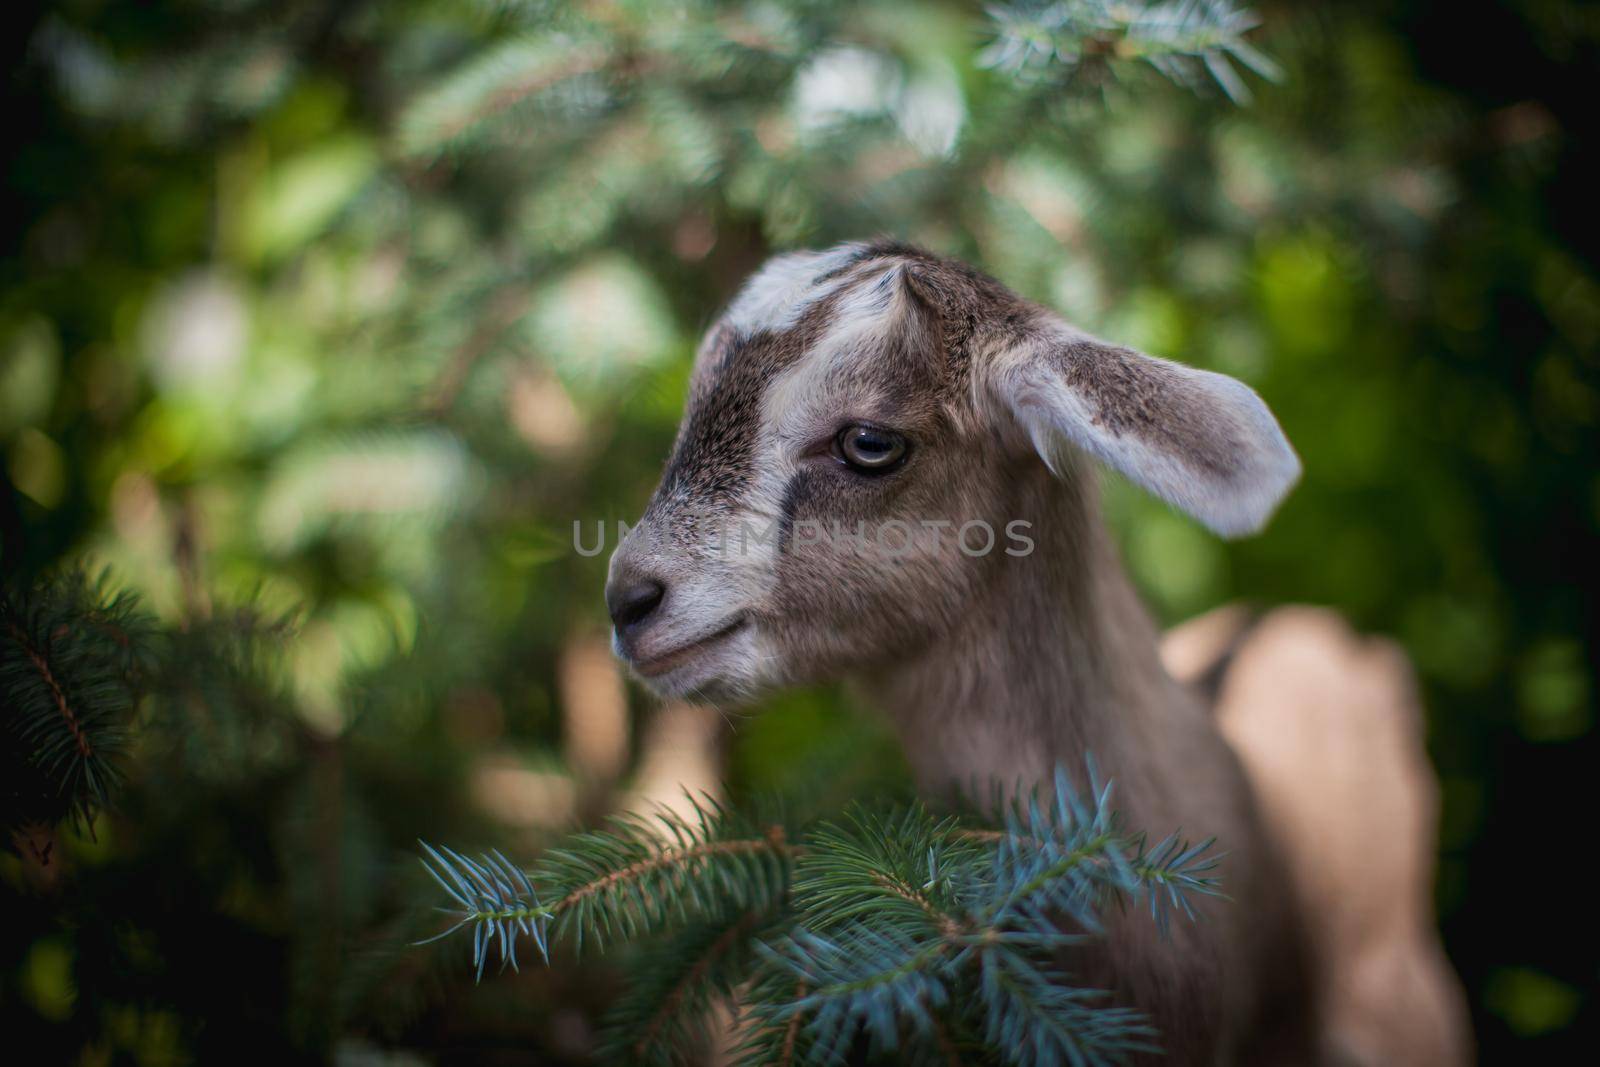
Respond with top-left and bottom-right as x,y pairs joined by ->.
861,456 -> 1306,1054
862,457 -> 1212,828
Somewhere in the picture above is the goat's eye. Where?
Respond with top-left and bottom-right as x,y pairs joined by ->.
835,425 -> 908,473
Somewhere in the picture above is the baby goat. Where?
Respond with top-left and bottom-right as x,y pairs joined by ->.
605,241 -> 1468,1064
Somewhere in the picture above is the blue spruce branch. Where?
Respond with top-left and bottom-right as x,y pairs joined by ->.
418,763 -> 1222,1065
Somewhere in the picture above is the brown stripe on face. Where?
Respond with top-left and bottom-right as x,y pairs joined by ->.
657,331 -> 785,507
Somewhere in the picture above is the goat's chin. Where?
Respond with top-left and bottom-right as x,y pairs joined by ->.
627,627 -> 776,706
638,665 -> 769,707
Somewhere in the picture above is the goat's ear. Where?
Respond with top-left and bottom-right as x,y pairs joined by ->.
988,321 -> 1300,538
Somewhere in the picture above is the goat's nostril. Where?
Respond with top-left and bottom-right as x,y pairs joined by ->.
607,578 -> 666,631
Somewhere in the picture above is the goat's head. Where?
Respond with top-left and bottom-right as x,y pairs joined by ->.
605,241 -> 1299,701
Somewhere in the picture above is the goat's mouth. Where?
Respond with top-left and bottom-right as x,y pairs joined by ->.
632,615 -> 749,678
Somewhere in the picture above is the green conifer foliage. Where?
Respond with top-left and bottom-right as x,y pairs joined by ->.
420,768 -> 1219,1064
2,572 -> 153,840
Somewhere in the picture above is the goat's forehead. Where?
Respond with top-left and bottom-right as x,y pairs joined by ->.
659,250 -> 941,506
695,260 -> 933,412
700,245 -> 929,375
719,243 -> 875,335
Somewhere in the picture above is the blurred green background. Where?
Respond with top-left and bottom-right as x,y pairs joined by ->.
2,0 -> 1595,1062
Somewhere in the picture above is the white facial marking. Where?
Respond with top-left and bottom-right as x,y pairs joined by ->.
762,261 -> 914,443
722,243 -> 867,335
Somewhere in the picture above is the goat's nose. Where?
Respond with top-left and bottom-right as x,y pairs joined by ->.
607,577 -> 666,633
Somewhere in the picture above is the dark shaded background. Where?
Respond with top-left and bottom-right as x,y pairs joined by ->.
2,0 -> 1595,1061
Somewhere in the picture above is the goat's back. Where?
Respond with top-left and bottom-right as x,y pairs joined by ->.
1162,605 -> 1472,1066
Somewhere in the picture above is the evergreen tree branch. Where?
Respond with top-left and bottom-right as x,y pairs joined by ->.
981,0 -> 1280,103
420,764 -> 1222,1064
779,982 -> 806,1066
397,37 -> 612,156
419,796 -> 800,972
635,912 -> 755,1053
553,829 -> 795,916
754,925 -> 957,1061
6,617 -> 96,762
540,805 -> 799,954
792,806 -> 984,938
1128,832 -> 1224,931
2,570 -> 153,832
978,949 -> 1156,1067
601,903 -> 779,1065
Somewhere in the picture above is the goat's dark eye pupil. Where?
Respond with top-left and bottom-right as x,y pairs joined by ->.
836,425 -> 908,472
854,431 -> 890,453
